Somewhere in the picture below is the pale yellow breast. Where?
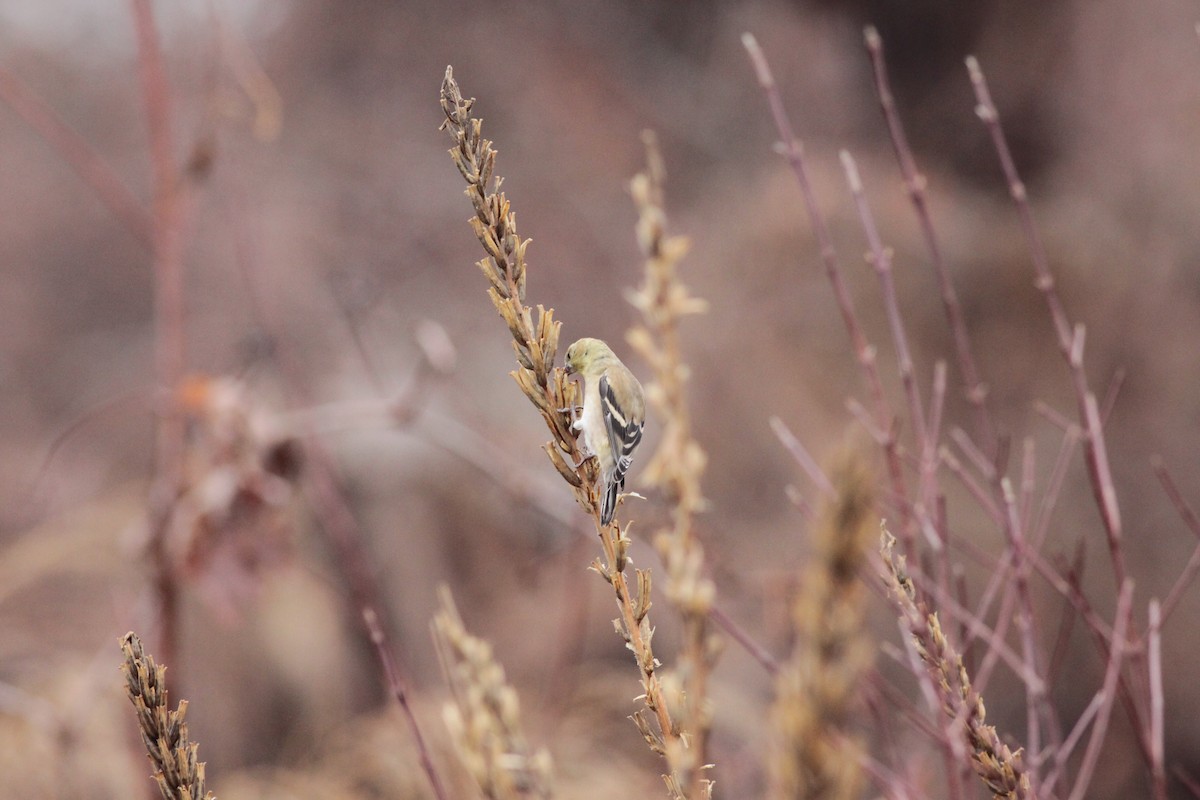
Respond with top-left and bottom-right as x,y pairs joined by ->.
582,378 -> 612,466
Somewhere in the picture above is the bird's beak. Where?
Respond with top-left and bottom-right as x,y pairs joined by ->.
564,363 -> 576,377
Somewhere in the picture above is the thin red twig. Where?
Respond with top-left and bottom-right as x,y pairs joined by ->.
863,27 -> 995,455
967,56 -> 1126,588
1151,458 -> 1200,625
927,361 -> 948,456
1032,423 -> 1082,549
1059,560 -> 1154,768
939,446 -> 1001,521
1174,765 -> 1200,799
742,33 -> 913,547
973,568 -> 1017,693
949,426 -> 995,482
1019,437 -> 1036,534
1000,477 -> 1056,790
1148,600 -> 1166,799
1043,689 -> 1101,787
839,149 -> 928,453
0,66 -> 153,245
364,607 -> 450,800
1046,543 -> 1085,684
131,0 -> 188,678
708,604 -> 780,676
769,416 -> 834,496
1067,580 -> 1132,800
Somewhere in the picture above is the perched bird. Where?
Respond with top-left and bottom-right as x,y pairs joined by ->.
564,337 -> 646,526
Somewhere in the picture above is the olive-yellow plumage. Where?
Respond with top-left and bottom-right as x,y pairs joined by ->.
564,337 -> 646,525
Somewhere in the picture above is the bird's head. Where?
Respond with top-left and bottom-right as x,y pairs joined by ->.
564,337 -> 612,377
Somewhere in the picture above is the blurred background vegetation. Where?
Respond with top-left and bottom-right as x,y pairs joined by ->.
3,1 -> 1200,797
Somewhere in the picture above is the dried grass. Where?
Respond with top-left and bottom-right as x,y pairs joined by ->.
120,631 -> 214,800
880,531 -> 1032,799
626,131 -> 717,800
769,451 -> 874,800
432,587 -> 553,800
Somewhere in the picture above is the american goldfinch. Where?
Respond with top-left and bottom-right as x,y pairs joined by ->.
564,337 -> 646,526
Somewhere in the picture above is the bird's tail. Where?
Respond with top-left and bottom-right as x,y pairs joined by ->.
600,474 -> 624,526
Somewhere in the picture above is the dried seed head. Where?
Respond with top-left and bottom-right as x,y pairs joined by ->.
432,589 -> 552,800
119,632 -> 214,800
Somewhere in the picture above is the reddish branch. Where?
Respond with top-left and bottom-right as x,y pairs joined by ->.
966,57 -> 1125,587
0,67 -> 152,245
131,0 -> 190,676
863,27 -> 995,454
741,33 -> 914,550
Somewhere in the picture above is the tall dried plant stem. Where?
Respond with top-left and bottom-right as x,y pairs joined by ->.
626,131 -> 716,800
770,453 -> 874,800
131,0 -> 190,678
432,588 -> 553,800
838,151 -> 943,558
838,151 -> 926,457
1151,460 -> 1200,625
0,67 -> 153,246
119,632 -> 214,800
740,34 -> 913,550
364,608 -> 451,800
966,57 -> 1124,587
438,67 -> 684,784
1147,600 -> 1166,799
1060,580 -> 1132,800
862,27 -> 995,454
880,529 -> 1035,800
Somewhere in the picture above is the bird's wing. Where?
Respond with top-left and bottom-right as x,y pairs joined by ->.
599,374 -> 643,486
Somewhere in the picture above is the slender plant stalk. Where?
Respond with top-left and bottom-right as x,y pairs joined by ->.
1147,599 -> 1166,799
740,33 -> 914,552
862,26 -> 995,454
838,151 -> 926,455
438,66 -> 687,789
881,528 -> 1035,800
432,588 -> 553,800
1064,581 -> 1133,800
626,130 -> 716,800
131,0 -> 189,679
364,607 -> 451,800
966,56 -> 1125,587
770,451 -> 874,800
0,66 -> 153,245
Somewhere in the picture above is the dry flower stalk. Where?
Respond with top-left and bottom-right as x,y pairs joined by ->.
770,451 -> 874,800
439,66 -> 682,781
625,130 -> 716,800
432,587 -> 553,800
880,529 -> 1034,800
119,631 -> 214,800
438,65 -> 592,509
